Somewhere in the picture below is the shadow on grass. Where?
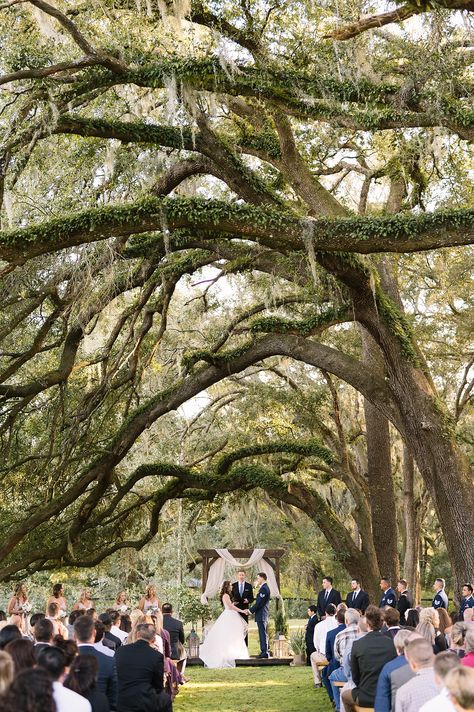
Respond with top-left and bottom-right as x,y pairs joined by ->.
175,666 -> 334,712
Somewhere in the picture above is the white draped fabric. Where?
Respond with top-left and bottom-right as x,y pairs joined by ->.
200,548 -> 281,603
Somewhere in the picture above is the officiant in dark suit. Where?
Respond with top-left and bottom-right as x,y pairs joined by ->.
232,570 -> 254,645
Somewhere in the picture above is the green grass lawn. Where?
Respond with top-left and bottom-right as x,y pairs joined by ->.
174,666 -> 333,712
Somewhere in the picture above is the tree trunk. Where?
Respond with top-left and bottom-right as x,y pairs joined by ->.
361,328 -> 399,585
402,445 -> 421,604
364,398 -> 400,585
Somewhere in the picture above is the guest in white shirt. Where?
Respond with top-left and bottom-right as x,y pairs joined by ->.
310,603 -> 338,686
419,651 -> 460,712
94,621 -> 115,658
108,610 -> 128,644
37,646 -> 91,712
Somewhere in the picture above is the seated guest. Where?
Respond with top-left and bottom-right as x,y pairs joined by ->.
115,622 -> 172,712
417,608 -> 448,654
33,618 -> 54,658
419,651 -> 460,712
98,614 -> 121,651
310,603 -> 338,687
29,612 -> 45,629
463,608 -> 474,624
445,666 -> 474,711
0,625 -> 21,650
383,607 -> 401,639
0,650 -> 14,695
74,615 -> 117,710
327,608 -> 360,712
94,621 -> 115,657
65,654 -> 110,712
37,645 -> 91,712
345,580 -> 369,613
4,638 -> 35,674
321,607 -> 346,702
107,611 -> 128,644
68,610 -> 84,639
162,603 -> 185,666
459,585 -> 474,619
380,578 -> 397,608
1,667 -> 56,712
461,627 -> 474,668
451,622 -> 467,658
337,616 -> 368,711
397,580 -> 414,625
406,609 -> 420,628
53,636 -> 78,671
374,629 -> 417,712
341,604 -> 397,712
46,602 -> 68,639
437,608 -> 452,640
395,638 -> 437,712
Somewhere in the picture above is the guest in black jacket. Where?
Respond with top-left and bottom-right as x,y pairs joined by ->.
316,577 -> 341,620
114,623 -> 172,712
341,604 -> 397,711
65,655 -> 110,712
305,606 -> 318,665
162,603 -> 185,660
74,615 -> 118,710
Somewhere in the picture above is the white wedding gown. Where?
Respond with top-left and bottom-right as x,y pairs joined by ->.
199,600 -> 249,668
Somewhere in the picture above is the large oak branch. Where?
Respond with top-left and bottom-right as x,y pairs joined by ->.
1,197 -> 473,263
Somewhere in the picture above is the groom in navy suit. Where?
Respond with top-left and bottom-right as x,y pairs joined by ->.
249,572 -> 271,658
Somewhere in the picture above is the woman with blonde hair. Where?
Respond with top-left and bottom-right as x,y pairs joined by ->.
138,584 -> 161,614
0,650 -> 14,694
113,590 -> 130,613
6,584 -> 31,635
72,589 -> 94,612
416,607 -> 448,653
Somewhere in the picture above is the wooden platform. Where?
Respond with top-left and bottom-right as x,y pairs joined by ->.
187,656 -> 294,667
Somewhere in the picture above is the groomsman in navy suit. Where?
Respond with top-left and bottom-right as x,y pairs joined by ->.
249,573 -> 271,658
317,576 -> 341,620
345,578 -> 370,613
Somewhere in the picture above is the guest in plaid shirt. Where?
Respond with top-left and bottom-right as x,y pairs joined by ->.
334,609 -> 360,663
327,609 -> 361,711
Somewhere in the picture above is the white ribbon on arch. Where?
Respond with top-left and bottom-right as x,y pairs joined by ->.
200,548 -> 281,604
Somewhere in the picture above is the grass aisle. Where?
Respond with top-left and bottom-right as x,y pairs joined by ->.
174,666 -> 333,712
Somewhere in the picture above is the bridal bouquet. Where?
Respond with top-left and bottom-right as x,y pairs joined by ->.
59,609 -> 67,618
148,605 -> 160,615
118,604 -> 129,613
19,602 -> 32,615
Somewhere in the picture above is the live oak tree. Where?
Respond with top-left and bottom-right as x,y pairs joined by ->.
0,0 -> 472,593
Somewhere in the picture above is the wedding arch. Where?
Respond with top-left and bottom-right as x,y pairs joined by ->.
198,548 -> 285,603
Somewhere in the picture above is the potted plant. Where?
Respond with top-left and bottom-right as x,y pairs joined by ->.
273,599 -> 289,638
290,628 -> 306,665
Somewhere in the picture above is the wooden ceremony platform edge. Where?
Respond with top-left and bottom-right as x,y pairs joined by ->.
187,656 -> 294,667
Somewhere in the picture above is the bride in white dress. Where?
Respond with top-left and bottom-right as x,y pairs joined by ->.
199,580 -> 250,668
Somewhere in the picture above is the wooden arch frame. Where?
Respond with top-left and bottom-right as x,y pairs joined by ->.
197,548 -> 286,593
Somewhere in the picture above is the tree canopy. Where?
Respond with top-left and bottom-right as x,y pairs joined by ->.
0,0 -> 472,593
